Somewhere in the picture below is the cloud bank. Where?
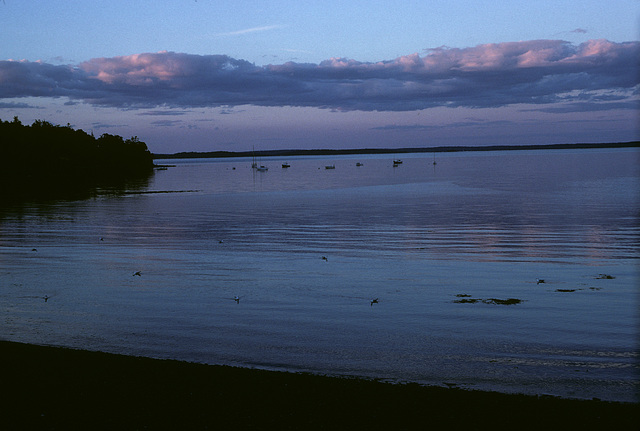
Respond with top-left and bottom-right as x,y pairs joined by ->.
1,39 -> 638,112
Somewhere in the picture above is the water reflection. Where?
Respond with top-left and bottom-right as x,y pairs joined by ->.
2,154 -> 637,265
0,171 -> 155,216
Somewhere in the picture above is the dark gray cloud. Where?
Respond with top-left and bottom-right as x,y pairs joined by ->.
372,120 -> 514,131
137,110 -> 192,116
522,100 -> 638,113
0,101 -> 42,109
1,39 -> 638,113
571,28 -> 588,34
91,122 -> 127,129
150,119 -> 184,127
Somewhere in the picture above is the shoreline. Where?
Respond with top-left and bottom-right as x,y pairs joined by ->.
2,341 -> 637,430
152,140 -> 639,160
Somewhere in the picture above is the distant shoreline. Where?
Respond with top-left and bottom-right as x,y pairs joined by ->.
153,141 -> 639,160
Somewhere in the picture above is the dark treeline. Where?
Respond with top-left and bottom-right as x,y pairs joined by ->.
1,117 -> 155,201
154,141 -> 640,160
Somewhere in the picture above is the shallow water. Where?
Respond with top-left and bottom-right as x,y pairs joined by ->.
1,148 -> 638,401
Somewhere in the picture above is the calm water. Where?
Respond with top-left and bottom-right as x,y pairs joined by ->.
1,149 -> 639,402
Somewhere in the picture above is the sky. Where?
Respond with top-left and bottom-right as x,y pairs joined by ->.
1,1 -> 639,153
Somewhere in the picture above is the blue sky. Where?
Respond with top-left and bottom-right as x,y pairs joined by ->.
1,0 -> 639,153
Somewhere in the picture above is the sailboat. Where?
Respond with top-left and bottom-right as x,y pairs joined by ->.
432,153 -> 437,166
251,146 -> 258,169
252,146 -> 268,171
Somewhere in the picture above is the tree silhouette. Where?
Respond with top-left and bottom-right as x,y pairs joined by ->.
0,117 -> 155,200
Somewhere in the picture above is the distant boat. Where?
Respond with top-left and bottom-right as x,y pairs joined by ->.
325,164 -> 336,169
356,162 -> 363,167
393,159 -> 403,164
252,146 -> 267,171
432,153 -> 437,165
251,146 -> 258,169
282,162 -> 290,168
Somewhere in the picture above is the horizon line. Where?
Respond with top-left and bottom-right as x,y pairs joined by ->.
151,141 -> 640,159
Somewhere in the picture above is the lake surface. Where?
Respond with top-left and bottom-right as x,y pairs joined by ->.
1,148 -> 638,402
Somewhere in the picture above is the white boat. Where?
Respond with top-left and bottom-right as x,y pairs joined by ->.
325,164 -> 335,169
393,159 -> 403,164
255,165 -> 268,172
356,162 -> 363,166
282,162 -> 290,168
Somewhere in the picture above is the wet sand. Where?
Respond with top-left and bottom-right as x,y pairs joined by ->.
1,341 -> 637,430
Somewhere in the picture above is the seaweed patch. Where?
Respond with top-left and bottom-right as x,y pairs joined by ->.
453,298 -> 482,304
482,298 -> 523,305
454,295 -> 523,305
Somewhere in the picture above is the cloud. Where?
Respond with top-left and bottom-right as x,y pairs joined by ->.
151,119 -> 183,127
372,120 -> 514,131
1,39 -> 638,113
138,109 -> 192,116
214,25 -> 285,37
0,101 -> 42,109
219,107 -> 245,115
91,122 -> 127,129
522,100 -> 638,113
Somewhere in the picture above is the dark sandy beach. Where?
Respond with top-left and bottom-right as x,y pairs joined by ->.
0,341 -> 637,430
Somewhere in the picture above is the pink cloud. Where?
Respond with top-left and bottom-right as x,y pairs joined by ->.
572,39 -> 620,59
82,52 -> 192,85
414,40 -> 572,71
